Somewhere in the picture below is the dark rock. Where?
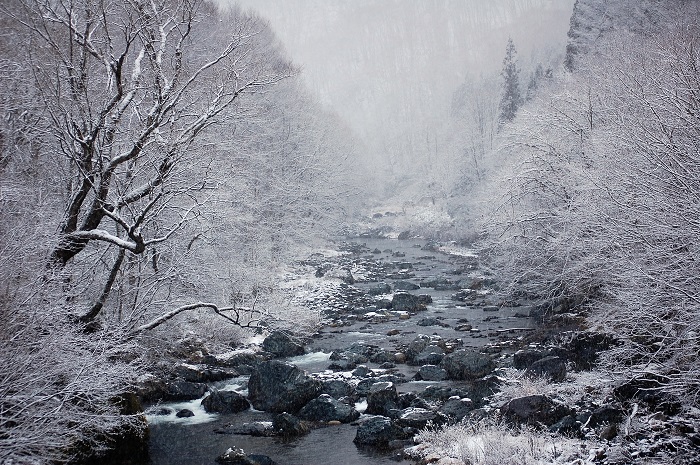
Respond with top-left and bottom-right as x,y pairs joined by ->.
248,456 -> 278,465
398,392 -> 431,410
375,298 -> 392,309
353,416 -> 405,446
396,408 -> 446,429
174,364 -> 236,383
548,415 -> 582,437
469,376 -> 501,403
439,397 -> 474,421
366,382 -> 400,417
414,345 -> 445,366
452,289 -> 476,302
369,349 -> 395,364
393,280 -> 420,291
272,412 -> 310,437
420,277 -> 450,288
216,447 -> 256,465
298,394 -> 360,423
212,352 -> 268,374
483,305 -> 499,312
501,395 -> 574,426
352,365 -> 372,378
415,365 -> 447,381
355,374 -> 404,397
391,292 -> 424,312
328,360 -> 357,371
135,376 -> 169,403
440,350 -> 495,380
513,349 -> 552,369
584,405 -> 625,427
216,449 -> 278,465
176,409 -> 195,418
201,389 -> 249,414
417,294 -> 433,305
248,361 -> 322,413
397,231 -> 412,240
525,356 -> 567,382
368,283 -> 392,295
214,422 -> 274,436
416,317 -> 441,327
321,379 -> 356,400
262,330 -> 305,358
421,385 -> 472,402
164,380 -> 207,401
405,335 -> 431,361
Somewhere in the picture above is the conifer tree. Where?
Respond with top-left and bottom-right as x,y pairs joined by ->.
499,38 -> 523,123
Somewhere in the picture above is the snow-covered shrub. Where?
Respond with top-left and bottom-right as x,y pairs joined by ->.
414,418 -> 581,465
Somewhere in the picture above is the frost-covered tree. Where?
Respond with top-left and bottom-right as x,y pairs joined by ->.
479,2 -> 700,404
0,0 -> 352,462
498,38 -> 523,124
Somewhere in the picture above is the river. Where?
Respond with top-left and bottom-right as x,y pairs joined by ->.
146,237 -> 536,465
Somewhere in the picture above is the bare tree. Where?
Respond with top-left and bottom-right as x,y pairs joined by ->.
8,0 -> 292,323
0,2 -> 305,462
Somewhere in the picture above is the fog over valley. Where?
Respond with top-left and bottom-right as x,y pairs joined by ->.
227,0 -> 575,187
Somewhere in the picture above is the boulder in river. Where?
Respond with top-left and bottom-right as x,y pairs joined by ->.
174,364 -> 237,383
413,345 -> 445,366
273,412 -> 311,437
214,421 -> 274,437
298,394 -> 360,423
175,409 -> 195,418
216,447 -> 279,465
261,330 -> 305,358
321,379 -> 356,400
368,282 -> 392,295
393,280 -> 420,291
164,380 -> 208,401
415,364 -> 448,381
391,292 -> 425,312
416,317 -> 441,327
353,416 -> 406,446
440,349 -> 495,380
247,360 -> 322,413
366,382 -> 400,417
201,389 -> 250,414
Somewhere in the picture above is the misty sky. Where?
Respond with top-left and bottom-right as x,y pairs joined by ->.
221,0 -> 575,175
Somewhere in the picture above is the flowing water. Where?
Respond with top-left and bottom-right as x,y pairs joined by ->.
146,238 -> 535,464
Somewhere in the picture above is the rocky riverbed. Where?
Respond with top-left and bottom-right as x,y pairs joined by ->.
139,236 -> 700,465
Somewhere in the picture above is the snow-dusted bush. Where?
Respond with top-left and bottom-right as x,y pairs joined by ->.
414,418 -> 581,465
